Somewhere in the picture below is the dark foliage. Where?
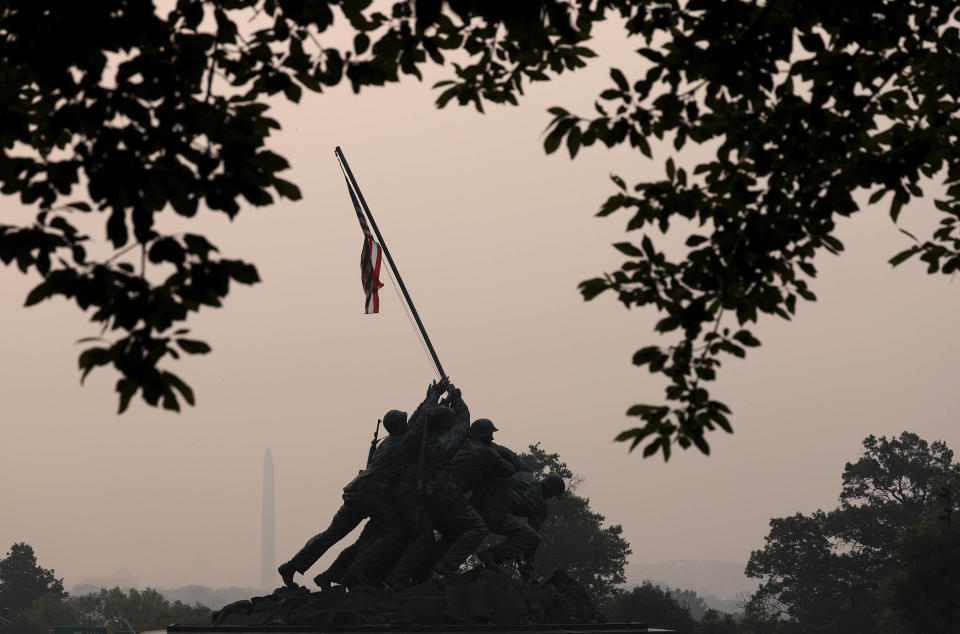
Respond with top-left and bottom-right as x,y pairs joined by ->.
0,0 -> 600,412
745,432 -> 960,633
4,2 -> 959,460
603,582 -> 700,632
11,584 -> 210,634
548,1 -> 960,458
0,543 -> 64,616
69,586 -> 211,631
876,520 -> 960,633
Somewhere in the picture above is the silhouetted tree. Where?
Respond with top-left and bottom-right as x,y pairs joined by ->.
745,432 -> 960,633
699,608 -> 740,634
11,592 -> 80,634
672,586 -> 708,620
604,582 -> 700,632
0,543 -> 64,616
69,586 -> 210,631
4,2 -> 959,460
876,519 -> 960,633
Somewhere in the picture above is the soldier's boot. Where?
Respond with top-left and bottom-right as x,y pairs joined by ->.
341,569 -> 378,589
432,561 -> 460,579
278,562 -> 298,588
313,571 -> 332,591
518,561 -> 534,583
477,549 -> 506,574
383,573 -> 410,591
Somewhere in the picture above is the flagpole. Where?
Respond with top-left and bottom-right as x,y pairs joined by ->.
335,146 -> 447,379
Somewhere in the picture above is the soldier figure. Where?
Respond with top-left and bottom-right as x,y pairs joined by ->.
278,380 -> 445,587
279,379 -> 562,591
469,418 -> 532,472
382,383 -> 517,586
472,472 -> 565,581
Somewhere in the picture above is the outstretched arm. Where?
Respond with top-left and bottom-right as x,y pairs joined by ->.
445,382 -> 470,437
401,378 -> 450,453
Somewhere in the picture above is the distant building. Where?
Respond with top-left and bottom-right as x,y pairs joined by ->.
260,449 -> 275,591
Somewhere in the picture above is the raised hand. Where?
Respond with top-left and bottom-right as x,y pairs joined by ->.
427,376 -> 450,401
446,382 -> 461,400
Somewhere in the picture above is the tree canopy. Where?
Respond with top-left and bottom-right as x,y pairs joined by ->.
744,432 -> 960,633
603,582 -> 741,634
11,585 -> 211,634
0,0 -> 601,413
0,542 -> 64,617
69,586 -> 211,632
3,2 -> 959,460
604,581 -> 702,632
553,0 -> 960,459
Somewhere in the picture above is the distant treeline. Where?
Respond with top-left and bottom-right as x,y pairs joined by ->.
70,583 -> 260,612
3,577 -> 210,634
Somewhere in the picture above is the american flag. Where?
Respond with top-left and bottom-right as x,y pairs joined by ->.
344,174 -> 384,313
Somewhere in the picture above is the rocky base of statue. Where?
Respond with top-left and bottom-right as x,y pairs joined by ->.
212,569 -> 599,627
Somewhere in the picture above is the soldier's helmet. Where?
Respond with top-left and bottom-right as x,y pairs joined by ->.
470,418 -> 498,441
541,474 -> 565,499
383,409 -> 408,435
428,405 -> 456,428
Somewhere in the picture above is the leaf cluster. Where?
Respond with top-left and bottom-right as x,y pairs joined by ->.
0,0 -> 611,412
540,0 -> 960,458
6,1 -> 959,426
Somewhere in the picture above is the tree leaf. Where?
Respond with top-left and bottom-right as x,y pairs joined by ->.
176,339 -> 212,354
732,329 -> 761,347
24,282 -> 50,307
117,379 -> 138,414
889,246 -> 921,266
613,241 -> 644,257
163,371 -> 196,406
273,178 -> 302,201
610,68 -> 629,92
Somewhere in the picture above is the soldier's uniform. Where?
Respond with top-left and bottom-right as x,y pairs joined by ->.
385,390 -> 515,583
279,395 -> 439,585
471,471 -> 550,568
426,438 -> 516,573
281,432 -> 410,578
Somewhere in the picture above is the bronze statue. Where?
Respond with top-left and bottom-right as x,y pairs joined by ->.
473,472 -> 565,580
278,380 -> 446,587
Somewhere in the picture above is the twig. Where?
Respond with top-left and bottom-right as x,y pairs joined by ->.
105,242 -> 143,264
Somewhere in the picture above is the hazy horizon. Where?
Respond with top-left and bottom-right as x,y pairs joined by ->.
3,17 -> 958,597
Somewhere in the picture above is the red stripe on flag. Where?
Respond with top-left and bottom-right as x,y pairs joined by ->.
361,236 -> 384,314
344,171 -> 385,314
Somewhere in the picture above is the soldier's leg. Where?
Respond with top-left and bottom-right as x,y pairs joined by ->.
384,510 -> 436,587
281,502 -> 366,577
315,520 -> 384,587
382,483 -> 435,587
406,514 -> 459,581
487,512 -> 540,565
345,492 -> 410,582
433,497 -> 488,574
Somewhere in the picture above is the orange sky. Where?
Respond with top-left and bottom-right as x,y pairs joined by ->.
2,17 -> 958,596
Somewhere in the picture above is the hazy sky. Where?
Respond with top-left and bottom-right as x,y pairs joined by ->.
2,17 -> 958,598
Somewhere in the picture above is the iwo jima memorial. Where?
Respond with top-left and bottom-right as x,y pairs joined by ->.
167,149 -> 672,634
